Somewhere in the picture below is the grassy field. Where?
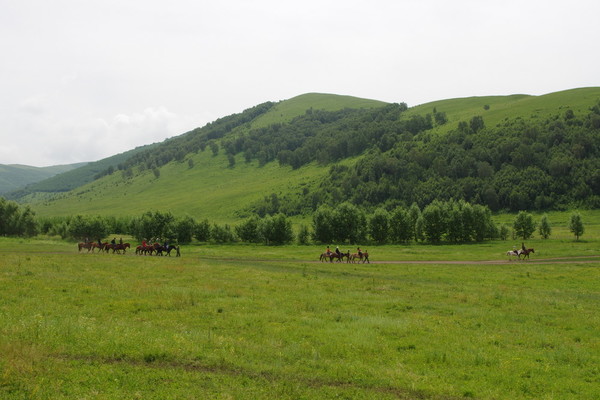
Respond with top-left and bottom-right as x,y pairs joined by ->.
1,236 -> 599,399
29,151 -> 329,224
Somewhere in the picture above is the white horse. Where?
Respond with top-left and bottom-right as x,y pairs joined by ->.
506,250 -> 519,261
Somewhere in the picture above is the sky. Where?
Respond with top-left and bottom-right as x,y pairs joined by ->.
1,0 -> 599,167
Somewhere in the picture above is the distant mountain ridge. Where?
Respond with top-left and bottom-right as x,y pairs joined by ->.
2,144 -> 157,200
0,163 -> 87,195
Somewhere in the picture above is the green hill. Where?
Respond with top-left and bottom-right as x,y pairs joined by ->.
407,87 -> 600,134
0,163 -> 87,195
19,88 -> 600,222
4,144 -> 157,201
250,92 -> 388,129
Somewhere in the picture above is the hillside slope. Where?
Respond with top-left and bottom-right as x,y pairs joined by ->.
22,88 -> 600,221
0,163 -> 86,194
407,87 -> 600,134
4,144 -> 158,200
27,93 -> 386,221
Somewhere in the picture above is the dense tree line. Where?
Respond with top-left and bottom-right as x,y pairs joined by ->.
8,200 -> 585,243
222,103 -> 412,168
0,198 -> 38,236
311,200 -> 498,244
247,102 -> 600,215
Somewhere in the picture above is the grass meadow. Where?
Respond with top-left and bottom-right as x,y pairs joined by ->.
1,234 -> 599,399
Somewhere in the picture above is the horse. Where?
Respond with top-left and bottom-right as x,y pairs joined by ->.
518,248 -> 534,260
112,243 -> 130,254
506,250 -> 519,261
165,245 -> 181,257
319,251 -> 344,262
154,245 -> 165,256
329,252 -> 345,263
78,242 -> 94,252
340,251 -> 351,263
349,251 -> 370,264
135,245 -> 150,255
93,242 -> 107,252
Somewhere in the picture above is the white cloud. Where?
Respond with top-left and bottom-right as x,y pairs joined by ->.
0,0 -> 599,166
18,94 -> 48,115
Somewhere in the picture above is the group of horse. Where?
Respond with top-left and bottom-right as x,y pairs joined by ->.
78,241 -> 131,254
320,250 -> 370,264
77,241 -> 180,256
506,247 -> 535,261
135,243 -> 180,257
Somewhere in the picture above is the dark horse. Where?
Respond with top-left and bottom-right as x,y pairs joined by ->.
165,245 -> 181,257
518,248 -> 534,260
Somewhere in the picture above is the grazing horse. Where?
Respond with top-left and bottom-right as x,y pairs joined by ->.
506,250 -> 519,261
518,248 -> 534,260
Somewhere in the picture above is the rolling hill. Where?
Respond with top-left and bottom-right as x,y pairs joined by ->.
13,88 -> 600,222
3,144 -> 158,201
0,163 -> 87,195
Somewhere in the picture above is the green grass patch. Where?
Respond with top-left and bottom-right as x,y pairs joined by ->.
1,237 -> 599,399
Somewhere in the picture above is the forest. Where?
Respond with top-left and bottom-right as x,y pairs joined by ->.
243,101 -> 600,215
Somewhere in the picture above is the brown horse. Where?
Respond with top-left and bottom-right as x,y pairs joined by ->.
320,251 -> 344,262
518,248 -> 534,260
135,243 -> 156,255
350,251 -> 370,264
93,242 -> 108,252
78,242 -> 94,252
112,243 -> 130,254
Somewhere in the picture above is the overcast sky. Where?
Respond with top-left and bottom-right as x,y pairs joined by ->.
1,0 -> 598,167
